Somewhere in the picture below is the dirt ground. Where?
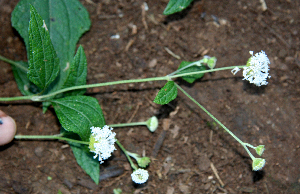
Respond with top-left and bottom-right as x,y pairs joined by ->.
0,0 -> 300,193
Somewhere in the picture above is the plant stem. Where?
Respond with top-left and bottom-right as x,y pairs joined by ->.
169,65 -> 245,79
168,60 -> 203,76
115,140 -> 138,170
14,135 -> 89,145
244,143 -> 256,149
35,76 -> 169,101
175,83 -> 255,160
0,95 -> 35,101
0,65 -> 245,102
0,54 -> 28,72
109,121 -> 146,128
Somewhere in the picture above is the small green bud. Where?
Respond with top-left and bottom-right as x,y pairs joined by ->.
113,188 -> 122,194
146,116 -> 158,132
252,158 -> 266,171
255,145 -> 265,156
202,57 -> 209,64
127,152 -> 151,168
207,57 -> 217,69
137,157 -> 151,168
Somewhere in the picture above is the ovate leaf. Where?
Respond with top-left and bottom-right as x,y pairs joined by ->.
70,143 -> 100,184
11,61 -> 41,95
62,45 -> 87,96
51,96 -> 105,141
28,5 -> 59,89
11,0 -> 91,93
61,129 -> 100,184
176,61 -> 207,84
153,81 -> 177,105
163,0 -> 193,15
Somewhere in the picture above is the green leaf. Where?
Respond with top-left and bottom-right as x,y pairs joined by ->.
62,45 -> 87,96
28,5 -> 59,89
153,81 -> 177,105
163,0 -> 193,15
70,143 -> 100,184
11,61 -> 41,95
11,0 -> 91,92
176,61 -> 207,84
51,96 -> 105,141
61,129 -> 100,184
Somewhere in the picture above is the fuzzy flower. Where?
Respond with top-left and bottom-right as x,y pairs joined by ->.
243,51 -> 271,86
131,169 -> 149,184
89,125 -> 116,164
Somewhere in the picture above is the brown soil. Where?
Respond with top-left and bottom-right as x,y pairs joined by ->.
1,0 -> 300,193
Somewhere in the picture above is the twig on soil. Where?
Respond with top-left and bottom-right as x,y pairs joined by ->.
125,38 -> 135,52
141,3 -> 148,30
264,182 -> 269,194
145,96 -> 160,108
127,102 -> 142,123
98,15 -> 118,19
77,178 -> 98,190
216,186 -> 228,193
99,166 -> 124,181
164,47 -> 181,59
152,130 -> 167,157
210,162 -> 225,187
85,0 -> 95,4
209,130 -> 213,143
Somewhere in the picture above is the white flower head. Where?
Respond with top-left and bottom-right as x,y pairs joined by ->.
131,169 -> 149,184
89,125 -> 116,164
243,50 -> 271,86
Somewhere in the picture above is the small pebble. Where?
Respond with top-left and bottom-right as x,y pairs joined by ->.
34,147 -> 44,157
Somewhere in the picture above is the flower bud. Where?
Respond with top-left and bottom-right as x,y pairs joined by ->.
252,158 -> 266,171
146,116 -> 158,132
137,157 -> 151,168
207,56 -> 217,69
255,145 -> 265,156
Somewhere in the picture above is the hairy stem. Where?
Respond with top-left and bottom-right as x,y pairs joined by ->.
0,55 -> 28,72
14,135 -> 89,145
0,65 -> 244,102
175,83 -> 255,160
116,140 -> 138,170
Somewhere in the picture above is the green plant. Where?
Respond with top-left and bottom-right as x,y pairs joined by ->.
0,0 -> 269,185
164,0 -> 194,15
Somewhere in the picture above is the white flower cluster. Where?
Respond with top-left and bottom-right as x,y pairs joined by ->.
131,169 -> 149,184
231,51 -> 271,86
243,51 -> 271,86
90,125 -> 116,164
